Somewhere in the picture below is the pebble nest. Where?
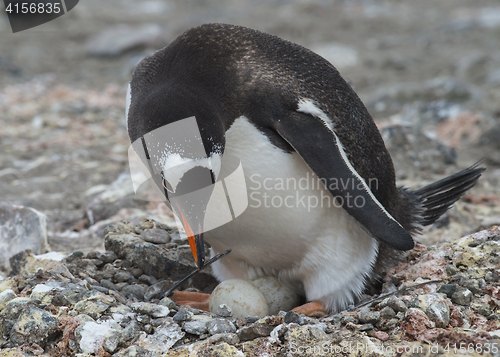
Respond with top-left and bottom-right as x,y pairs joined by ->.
0,220 -> 499,356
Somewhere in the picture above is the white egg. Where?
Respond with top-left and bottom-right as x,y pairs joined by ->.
251,276 -> 301,315
209,279 -> 269,318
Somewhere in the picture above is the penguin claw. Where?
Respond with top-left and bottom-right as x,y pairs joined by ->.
291,301 -> 328,317
171,291 -> 211,311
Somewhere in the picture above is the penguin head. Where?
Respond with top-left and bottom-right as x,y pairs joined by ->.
127,80 -> 226,269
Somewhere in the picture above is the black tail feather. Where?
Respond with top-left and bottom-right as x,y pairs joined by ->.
413,162 -> 485,226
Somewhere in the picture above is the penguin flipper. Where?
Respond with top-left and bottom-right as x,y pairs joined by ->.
274,112 -> 414,251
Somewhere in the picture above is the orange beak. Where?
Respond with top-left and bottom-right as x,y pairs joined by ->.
176,204 -> 205,269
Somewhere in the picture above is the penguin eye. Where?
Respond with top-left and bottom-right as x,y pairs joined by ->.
162,178 -> 175,194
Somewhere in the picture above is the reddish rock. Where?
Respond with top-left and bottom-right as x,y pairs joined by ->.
401,308 -> 434,340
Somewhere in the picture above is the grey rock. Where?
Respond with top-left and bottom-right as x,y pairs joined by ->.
143,323 -> 154,334
113,346 -> 150,357
445,265 -> 460,276
472,302 -> 492,316
386,296 -> 407,313
85,24 -> 165,58
0,289 -> 17,311
121,285 -> 145,300
173,309 -> 193,322
206,332 -> 240,345
485,271 -> 499,282
340,312 -> 356,325
410,293 -> 450,328
114,270 -> 134,283
238,321 -> 275,341
141,228 -> 171,244
182,316 -> 211,335
462,278 -> 485,294
130,267 -> 144,279
131,302 -> 170,318
103,327 -> 122,353
100,279 -> 119,291
74,297 -> 111,319
136,314 -> 150,325
438,284 -> 457,298
214,303 -> 233,317
135,319 -> 184,356
65,249 -> 84,262
451,288 -> 472,306
92,285 -> 109,294
10,307 -> 58,347
284,311 -> 301,324
158,297 -> 177,310
121,320 -> 141,342
378,318 -> 399,331
91,258 -> 104,267
357,308 -> 380,324
98,251 -> 118,264
0,202 -> 49,271
380,306 -> 396,319
207,318 -> 236,335
139,274 -> 158,286
108,304 -> 133,316
105,234 -> 195,280
357,323 -> 374,331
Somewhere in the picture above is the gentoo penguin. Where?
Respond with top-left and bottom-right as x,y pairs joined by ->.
127,23 -> 484,315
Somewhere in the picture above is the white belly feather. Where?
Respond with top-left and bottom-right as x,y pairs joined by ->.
205,116 -> 379,311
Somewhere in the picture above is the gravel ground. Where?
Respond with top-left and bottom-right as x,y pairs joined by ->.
1,0 -> 500,355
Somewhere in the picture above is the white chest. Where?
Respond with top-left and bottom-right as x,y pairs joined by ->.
206,116 -> 379,310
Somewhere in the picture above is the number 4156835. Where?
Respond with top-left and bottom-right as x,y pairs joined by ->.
5,2 -> 61,14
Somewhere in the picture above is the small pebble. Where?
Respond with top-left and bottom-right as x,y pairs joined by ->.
214,304 -> 233,317
98,252 -> 118,264
65,250 -> 84,262
380,306 -> 396,319
183,316 -> 211,335
284,311 -> 301,324
374,330 -> 389,341
121,285 -> 145,300
438,284 -> 457,298
140,228 -> 171,244
158,297 -> 177,309
357,323 -> 374,331
445,265 -> 459,276
131,302 -> 170,318
91,259 -> 104,267
130,268 -> 144,279
471,302 -> 491,316
100,279 -> 119,291
485,271 -> 499,282
173,309 -> 193,322
386,296 -> 407,313
139,274 -> 158,286
357,308 -> 380,324
92,285 -> 109,294
114,271 -> 134,283
451,288 -> 472,306
206,318 -> 236,335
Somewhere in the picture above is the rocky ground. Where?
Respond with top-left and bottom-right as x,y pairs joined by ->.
1,0 -> 500,355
